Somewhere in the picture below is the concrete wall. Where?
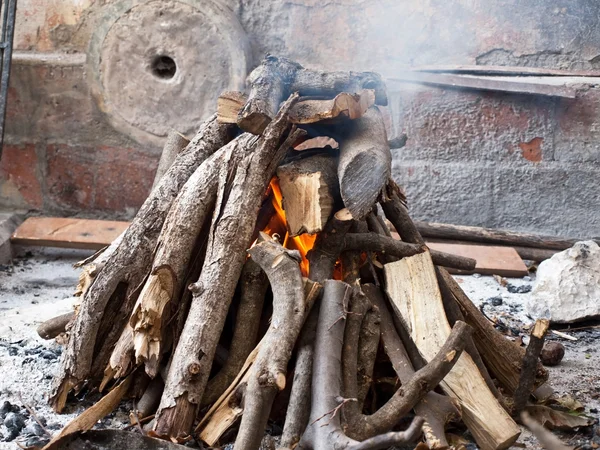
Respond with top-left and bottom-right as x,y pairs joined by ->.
1,0 -> 599,236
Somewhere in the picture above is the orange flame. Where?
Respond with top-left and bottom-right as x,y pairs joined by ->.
268,178 -> 317,276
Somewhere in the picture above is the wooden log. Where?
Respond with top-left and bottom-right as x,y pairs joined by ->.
234,235 -> 308,450
237,56 -> 302,134
367,284 -> 461,449
202,258 -> 269,406
384,251 -> 520,450
415,221 -> 597,251
219,89 -> 376,125
425,238 -> 559,262
237,55 -> 387,135
512,319 -> 550,414
151,130 -> 190,190
130,135 -> 254,378
277,155 -> 339,236
37,312 -> 75,340
50,115 -> 234,413
297,280 -> 424,450
153,96 -> 304,439
338,107 -> 391,220
437,268 -> 548,395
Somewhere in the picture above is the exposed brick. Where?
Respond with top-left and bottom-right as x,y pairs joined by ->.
519,137 -> 543,162
46,144 -> 157,212
0,143 -> 42,208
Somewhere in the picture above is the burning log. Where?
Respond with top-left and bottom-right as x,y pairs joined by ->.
277,154 -> 339,236
48,55 -> 560,450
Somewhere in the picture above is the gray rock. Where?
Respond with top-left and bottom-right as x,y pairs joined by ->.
527,241 -> 600,323
4,411 -> 26,433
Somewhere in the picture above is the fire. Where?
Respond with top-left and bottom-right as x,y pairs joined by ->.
268,178 -> 317,276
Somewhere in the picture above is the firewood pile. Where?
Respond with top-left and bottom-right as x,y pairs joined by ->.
45,56 -> 555,450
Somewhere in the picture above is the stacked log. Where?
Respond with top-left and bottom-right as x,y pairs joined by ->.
43,56 -> 559,450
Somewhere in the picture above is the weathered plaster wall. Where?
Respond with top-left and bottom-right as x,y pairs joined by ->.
1,0 -> 599,236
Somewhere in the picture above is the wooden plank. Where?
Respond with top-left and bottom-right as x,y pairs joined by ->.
11,217 -> 128,250
411,64 -> 600,78
384,251 -> 520,450
386,72 -> 578,98
426,241 -> 528,277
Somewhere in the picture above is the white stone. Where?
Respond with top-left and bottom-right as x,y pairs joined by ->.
527,241 -> 600,323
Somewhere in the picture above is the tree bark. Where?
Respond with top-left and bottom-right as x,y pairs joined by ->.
338,107 -> 391,220
512,319 -> 550,415
130,135 -> 254,378
50,116 -> 234,412
234,236 -> 308,450
202,258 -> 269,406
151,130 -> 190,190
297,280 -> 424,450
153,96 -> 304,439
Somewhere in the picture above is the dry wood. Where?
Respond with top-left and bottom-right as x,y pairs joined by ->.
153,96 -> 304,439
135,376 -> 164,421
37,312 -> 74,340
415,221 -> 597,251
130,135 -> 254,378
513,319 -> 550,414
355,300 -> 380,406
367,284 -> 461,449
202,258 -> 269,406
238,56 -> 302,134
425,238 -> 559,262
219,89 -> 376,125
384,251 -> 520,450
197,344 -> 261,445
50,116 -> 234,413
437,268 -> 548,394
237,55 -> 387,134
297,280 -> 424,450
12,217 -> 128,250
234,235 -> 309,450
43,373 -> 133,450
152,130 -> 190,190
343,292 -> 470,441
277,155 -> 339,236
338,107 -> 391,219
279,306 -> 319,450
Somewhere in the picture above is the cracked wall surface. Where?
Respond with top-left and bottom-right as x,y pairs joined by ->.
1,0 -> 599,236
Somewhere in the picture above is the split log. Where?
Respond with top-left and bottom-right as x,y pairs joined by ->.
202,258 -> 269,406
219,89 -> 376,125
151,130 -> 190,190
237,55 -> 387,135
338,107 -> 391,219
50,115 -> 234,412
130,135 -> 254,378
366,284 -> 461,449
424,238 -> 559,262
414,221 -> 598,251
234,235 -> 309,450
437,268 -> 548,395
297,280 -> 424,450
153,95 -> 304,439
512,319 -> 550,414
277,155 -> 339,236
384,251 -> 521,450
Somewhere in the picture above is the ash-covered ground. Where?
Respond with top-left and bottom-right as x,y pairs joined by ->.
0,247 -> 598,449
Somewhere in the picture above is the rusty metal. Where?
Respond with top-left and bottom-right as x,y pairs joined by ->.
0,0 -> 17,160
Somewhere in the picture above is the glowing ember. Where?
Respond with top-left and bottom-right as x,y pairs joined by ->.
269,178 -> 317,276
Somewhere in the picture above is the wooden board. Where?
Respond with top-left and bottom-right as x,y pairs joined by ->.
384,251 -> 520,450
11,217 -> 128,250
426,241 -> 528,277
